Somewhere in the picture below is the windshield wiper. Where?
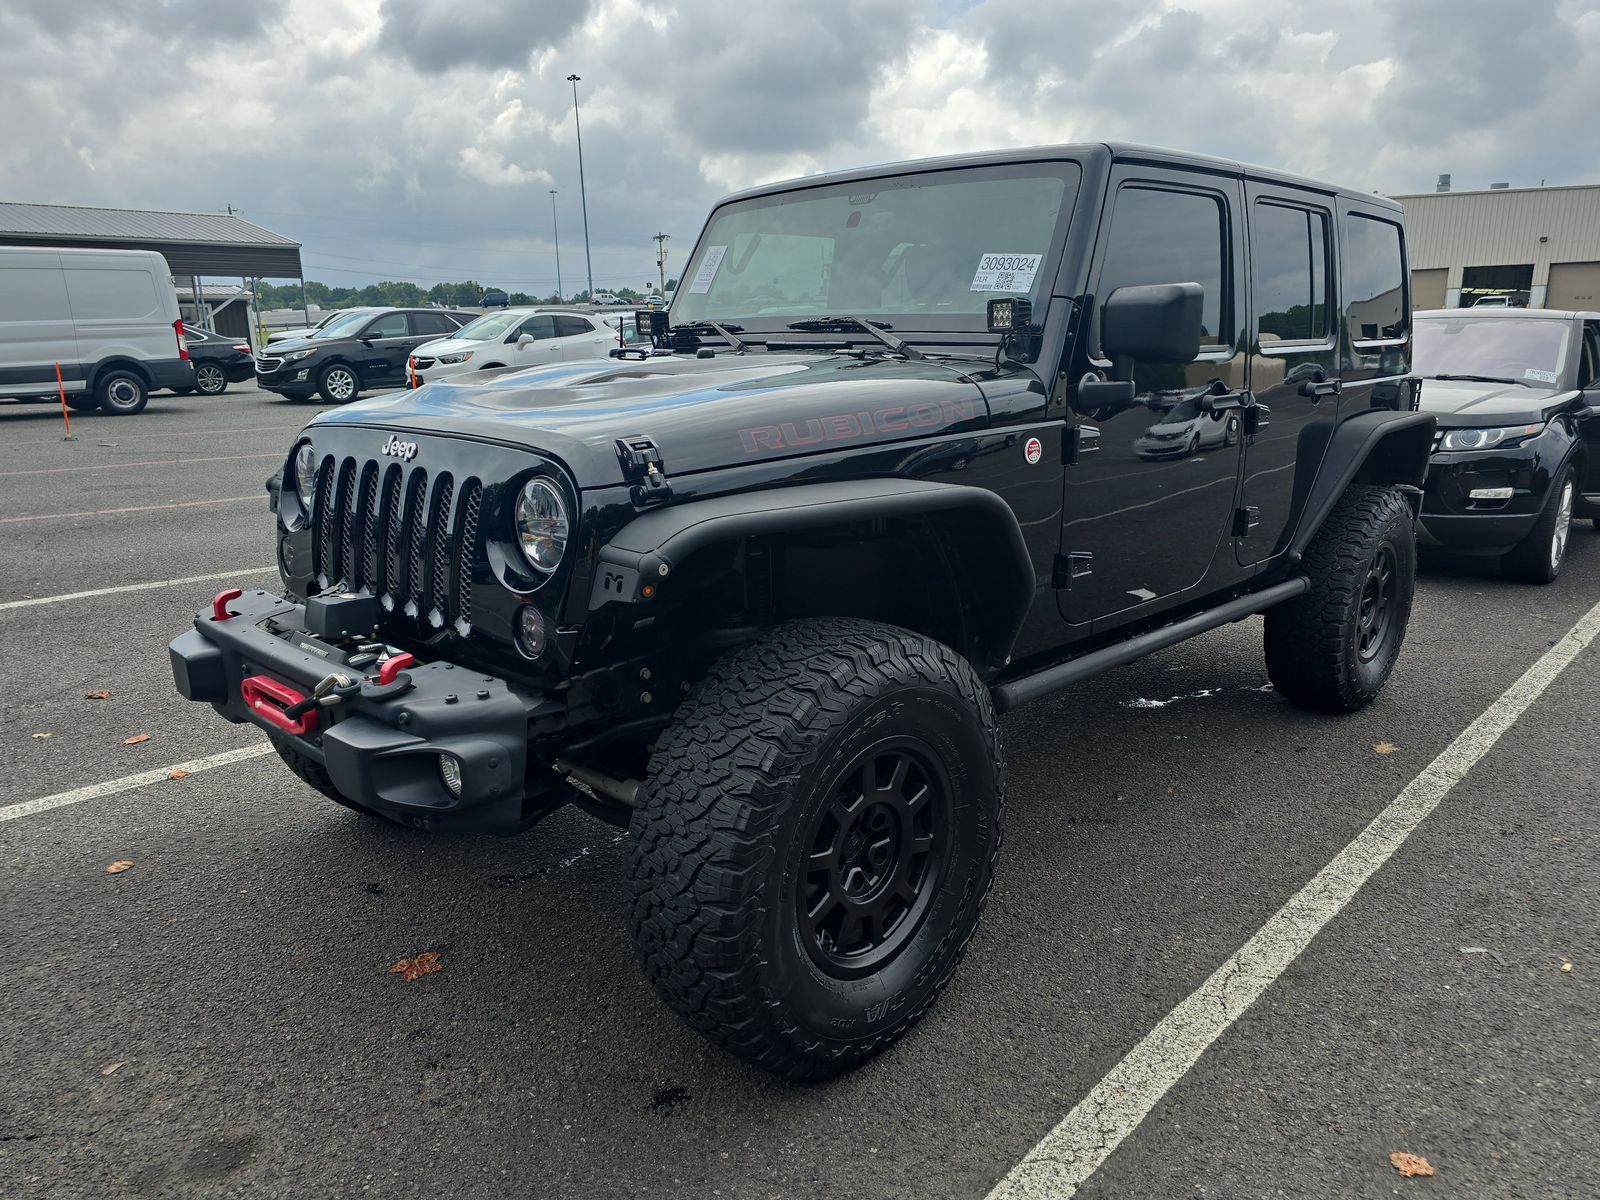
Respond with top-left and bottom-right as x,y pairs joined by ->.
1427,373 -> 1531,386
786,317 -> 924,360
669,320 -> 749,354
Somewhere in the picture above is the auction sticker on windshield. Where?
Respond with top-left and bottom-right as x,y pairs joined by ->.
1525,367 -> 1559,384
688,245 -> 728,294
971,252 -> 1042,293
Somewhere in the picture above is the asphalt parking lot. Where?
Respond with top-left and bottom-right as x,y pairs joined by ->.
3,384 -> 1597,1199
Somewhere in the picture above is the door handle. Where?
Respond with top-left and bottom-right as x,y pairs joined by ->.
1298,378 -> 1341,399
1199,389 -> 1250,413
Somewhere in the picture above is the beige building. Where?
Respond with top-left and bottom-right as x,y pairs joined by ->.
1392,183 -> 1600,312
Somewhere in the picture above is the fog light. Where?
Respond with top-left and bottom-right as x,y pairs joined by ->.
515,605 -> 547,658
1469,487 -> 1514,501
438,755 -> 463,798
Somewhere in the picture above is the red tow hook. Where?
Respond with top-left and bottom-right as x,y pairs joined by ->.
241,675 -> 319,736
376,652 -> 415,686
212,587 -> 243,621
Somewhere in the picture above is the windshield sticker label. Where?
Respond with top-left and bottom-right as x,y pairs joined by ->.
1524,367 -> 1558,383
971,252 -> 1043,293
688,245 -> 728,294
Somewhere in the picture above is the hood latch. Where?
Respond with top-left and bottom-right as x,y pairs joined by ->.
616,435 -> 673,507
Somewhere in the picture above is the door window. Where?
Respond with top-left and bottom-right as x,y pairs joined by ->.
515,315 -> 556,341
1341,214 -> 1406,343
364,313 -> 409,338
553,315 -> 594,337
1253,202 -> 1330,344
409,311 -> 458,336
1096,185 -> 1230,352
1579,321 -> 1600,388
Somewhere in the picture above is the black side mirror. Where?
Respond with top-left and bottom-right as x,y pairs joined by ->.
1101,283 -> 1204,380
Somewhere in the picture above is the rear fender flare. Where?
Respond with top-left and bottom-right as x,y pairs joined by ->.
1287,409 -> 1436,558
589,478 -> 1036,670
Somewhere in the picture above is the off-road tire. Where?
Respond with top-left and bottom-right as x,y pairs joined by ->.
1264,485 -> 1415,712
96,369 -> 148,416
626,618 -> 1004,1080
1500,466 -> 1574,585
273,741 -> 395,823
317,363 -> 360,404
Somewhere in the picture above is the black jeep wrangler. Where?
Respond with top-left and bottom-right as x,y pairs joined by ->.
171,143 -> 1434,1079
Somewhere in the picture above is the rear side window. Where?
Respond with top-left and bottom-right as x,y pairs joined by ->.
1253,202 -> 1329,343
365,313 -> 409,338
1097,185 -> 1229,351
553,315 -> 593,337
0,267 -> 73,322
63,268 -> 161,320
410,312 -> 458,336
1342,214 -> 1406,342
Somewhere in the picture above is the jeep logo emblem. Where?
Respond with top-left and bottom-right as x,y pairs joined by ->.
381,435 -> 418,461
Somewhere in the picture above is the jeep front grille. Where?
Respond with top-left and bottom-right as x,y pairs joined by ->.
310,454 -> 482,634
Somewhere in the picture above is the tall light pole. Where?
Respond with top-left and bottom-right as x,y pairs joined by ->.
567,73 -> 595,301
652,231 -> 669,296
549,189 -> 563,303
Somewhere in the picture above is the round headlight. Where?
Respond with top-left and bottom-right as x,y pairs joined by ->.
514,478 -> 569,573
293,443 -> 318,508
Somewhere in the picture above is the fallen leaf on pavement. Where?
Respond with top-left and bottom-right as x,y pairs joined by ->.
390,952 -> 443,981
105,860 -> 134,874
85,690 -> 112,700
1389,1152 -> 1435,1178
32,732 -> 52,739
1374,742 -> 1398,755
123,734 -> 151,745
168,769 -> 188,779
100,1061 -> 125,1077
1561,960 -> 1573,973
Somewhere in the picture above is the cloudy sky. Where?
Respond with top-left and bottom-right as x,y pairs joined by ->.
6,0 -> 1599,293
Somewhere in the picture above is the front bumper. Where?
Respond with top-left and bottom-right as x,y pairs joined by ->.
1419,440 -> 1556,554
169,587 -> 552,833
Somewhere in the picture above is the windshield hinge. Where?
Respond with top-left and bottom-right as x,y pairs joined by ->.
615,435 -> 673,507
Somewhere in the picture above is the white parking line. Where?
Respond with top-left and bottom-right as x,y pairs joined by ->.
0,744 -> 274,824
0,452 -> 279,478
987,595 -> 1600,1200
0,495 -> 260,524
0,567 -> 274,612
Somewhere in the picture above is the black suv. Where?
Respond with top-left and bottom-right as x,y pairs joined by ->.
1413,308 -> 1600,582
172,143 -> 1434,1080
254,307 -> 473,403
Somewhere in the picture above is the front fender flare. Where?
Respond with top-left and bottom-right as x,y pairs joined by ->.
1287,409 -> 1436,558
589,478 -> 1036,669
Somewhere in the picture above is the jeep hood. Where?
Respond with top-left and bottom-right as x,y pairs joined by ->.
306,352 -> 992,486
1418,378 -> 1575,427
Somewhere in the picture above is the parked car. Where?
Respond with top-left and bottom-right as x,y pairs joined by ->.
642,294 -> 666,310
0,245 -> 192,416
1471,294 -> 1513,308
173,142 -> 1432,1081
267,309 -> 376,345
1413,307 -> 1600,581
590,292 -> 624,305
1131,391 -> 1241,458
171,327 -> 253,395
480,290 -> 511,308
408,308 -> 621,385
254,307 -> 473,402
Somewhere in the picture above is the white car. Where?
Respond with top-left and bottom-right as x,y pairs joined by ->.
408,308 -> 621,385
1131,394 -> 1242,460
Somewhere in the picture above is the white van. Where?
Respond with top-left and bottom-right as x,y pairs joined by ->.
0,246 -> 193,415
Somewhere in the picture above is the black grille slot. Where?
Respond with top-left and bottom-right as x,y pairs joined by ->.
348,462 -> 379,590
329,459 -> 356,587
455,480 -> 482,630
406,468 -> 429,614
379,466 -> 403,600
312,457 -> 337,583
428,474 -> 455,625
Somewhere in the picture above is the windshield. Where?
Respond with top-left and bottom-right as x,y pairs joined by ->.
452,311 -> 525,341
671,162 -> 1080,330
311,310 -> 376,340
1413,316 -> 1570,385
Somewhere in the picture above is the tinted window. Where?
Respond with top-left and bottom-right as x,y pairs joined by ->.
1342,214 -> 1405,341
516,315 -> 556,341
410,312 -> 458,336
365,313 -> 409,338
1254,202 -> 1329,342
63,267 -> 162,320
1098,186 -> 1228,350
554,315 -> 593,337
0,267 -> 73,322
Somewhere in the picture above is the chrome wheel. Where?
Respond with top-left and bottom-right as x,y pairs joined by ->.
194,364 -> 226,394
1551,480 -> 1574,571
322,366 -> 357,401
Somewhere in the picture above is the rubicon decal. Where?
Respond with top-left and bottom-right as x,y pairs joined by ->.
1024,436 -> 1043,465
381,435 -> 419,461
738,397 -> 984,454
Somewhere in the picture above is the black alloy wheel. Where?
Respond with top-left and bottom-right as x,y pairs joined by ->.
798,738 -> 950,979
1355,544 -> 1397,663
